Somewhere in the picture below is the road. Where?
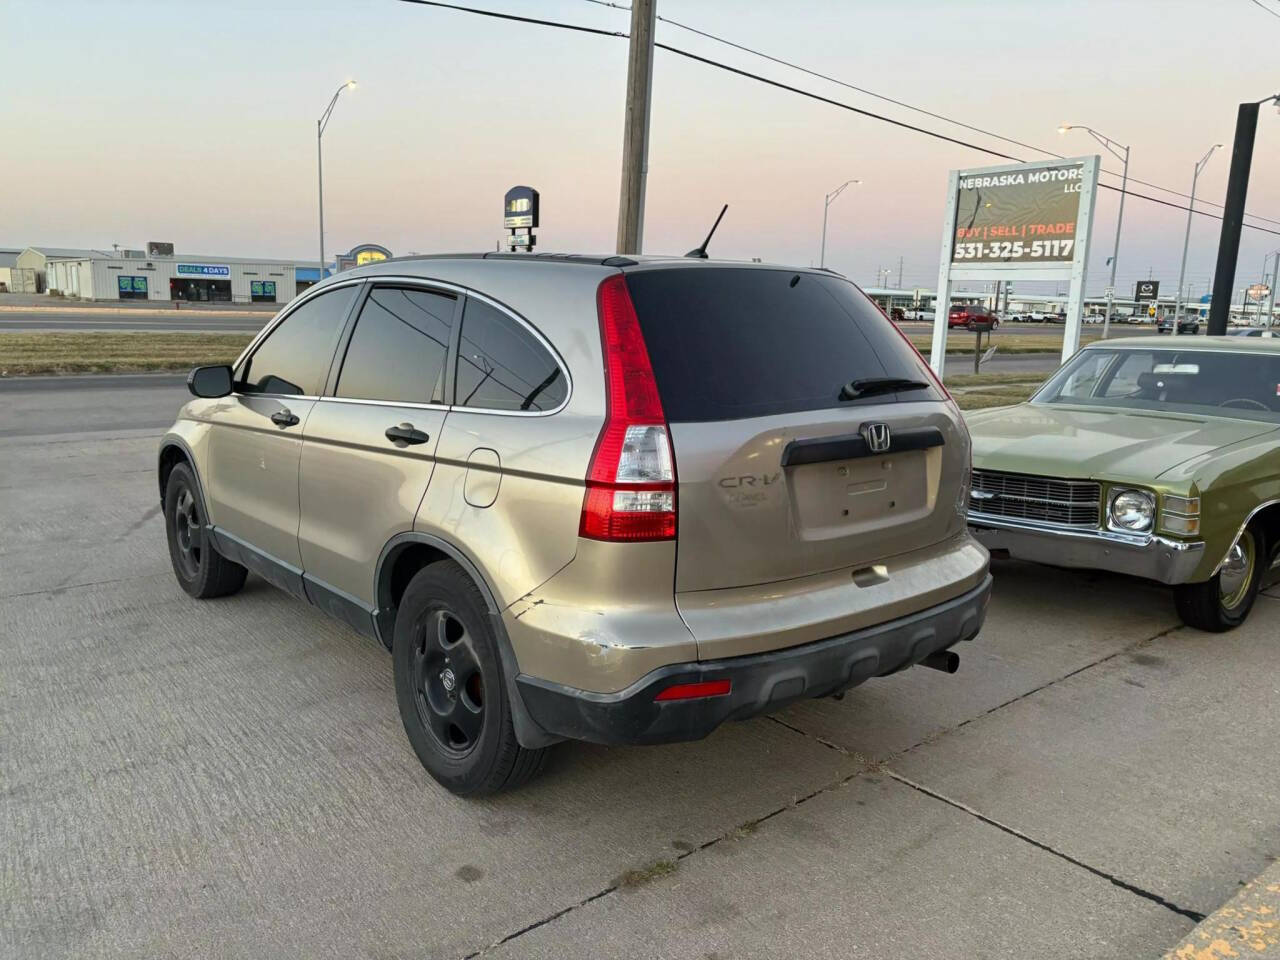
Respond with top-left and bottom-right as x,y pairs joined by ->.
1,303 -> 1171,338
0,311 -> 268,333
3,378 -> 1277,959
896,320 -> 1164,338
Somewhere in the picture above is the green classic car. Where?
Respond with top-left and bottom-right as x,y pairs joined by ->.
966,337 -> 1280,631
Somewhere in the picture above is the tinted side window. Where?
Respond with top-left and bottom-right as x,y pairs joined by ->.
239,286 -> 357,396
624,268 -> 939,422
454,298 -> 566,412
336,286 -> 456,404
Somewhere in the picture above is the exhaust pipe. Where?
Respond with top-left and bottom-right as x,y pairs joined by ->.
920,650 -> 959,674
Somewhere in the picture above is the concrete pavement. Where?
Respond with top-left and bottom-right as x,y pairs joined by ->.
2,381 -> 1277,959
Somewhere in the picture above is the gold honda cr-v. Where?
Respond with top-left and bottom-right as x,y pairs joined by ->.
159,254 -> 990,795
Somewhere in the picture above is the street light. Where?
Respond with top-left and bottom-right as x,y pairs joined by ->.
317,79 -> 357,282
1172,144 -> 1222,337
1060,124 -> 1130,340
819,178 -> 861,269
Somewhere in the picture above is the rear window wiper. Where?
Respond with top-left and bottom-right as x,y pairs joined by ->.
838,378 -> 930,401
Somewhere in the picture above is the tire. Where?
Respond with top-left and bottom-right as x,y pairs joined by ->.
393,561 -> 549,796
164,462 -> 247,599
1174,526 -> 1265,632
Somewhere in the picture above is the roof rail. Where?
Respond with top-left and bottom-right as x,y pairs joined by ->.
372,252 -> 638,268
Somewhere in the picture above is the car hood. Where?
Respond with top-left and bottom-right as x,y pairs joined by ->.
966,403 -> 1276,480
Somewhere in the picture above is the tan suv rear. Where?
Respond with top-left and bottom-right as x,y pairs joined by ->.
159,254 -> 990,795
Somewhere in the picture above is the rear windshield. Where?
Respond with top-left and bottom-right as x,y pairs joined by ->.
624,268 -> 941,422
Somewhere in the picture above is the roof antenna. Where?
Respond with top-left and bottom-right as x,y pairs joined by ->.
685,204 -> 728,259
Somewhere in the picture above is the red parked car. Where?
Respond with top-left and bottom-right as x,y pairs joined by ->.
947,306 -> 999,330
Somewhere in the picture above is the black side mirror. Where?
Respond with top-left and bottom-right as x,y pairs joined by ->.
188,364 -> 233,398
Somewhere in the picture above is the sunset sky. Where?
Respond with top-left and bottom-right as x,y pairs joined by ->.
5,0 -> 1279,297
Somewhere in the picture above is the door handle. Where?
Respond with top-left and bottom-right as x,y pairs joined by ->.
385,423 -> 430,446
270,409 -> 300,428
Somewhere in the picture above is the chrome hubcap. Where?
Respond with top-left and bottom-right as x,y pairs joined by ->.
1219,531 -> 1256,611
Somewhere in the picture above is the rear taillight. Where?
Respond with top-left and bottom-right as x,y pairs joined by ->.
580,275 -> 677,542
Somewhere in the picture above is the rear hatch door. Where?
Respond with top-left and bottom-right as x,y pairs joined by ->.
624,266 -> 970,599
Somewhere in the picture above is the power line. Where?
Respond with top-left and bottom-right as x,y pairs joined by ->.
654,41 -> 1280,238
581,0 -> 1280,228
1246,0 -> 1280,19
397,0 -> 623,37
398,0 -> 1280,238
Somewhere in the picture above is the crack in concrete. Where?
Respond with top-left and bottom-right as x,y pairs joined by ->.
882,769 -> 1207,923
0,572 -> 163,601
454,622 -> 1194,956
459,724 -> 864,959
889,622 -> 1183,760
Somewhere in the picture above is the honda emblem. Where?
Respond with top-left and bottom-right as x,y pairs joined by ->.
863,422 -> 891,454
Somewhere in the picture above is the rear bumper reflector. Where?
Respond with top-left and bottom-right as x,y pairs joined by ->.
653,679 -> 731,701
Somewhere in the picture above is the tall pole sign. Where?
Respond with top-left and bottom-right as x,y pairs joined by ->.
930,155 -> 1100,377
1209,100 -> 1265,335
503,186 -> 539,253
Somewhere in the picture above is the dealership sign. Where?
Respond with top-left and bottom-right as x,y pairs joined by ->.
951,162 -> 1088,265
176,264 -> 230,277
931,155 -> 1099,376
1134,280 -> 1160,301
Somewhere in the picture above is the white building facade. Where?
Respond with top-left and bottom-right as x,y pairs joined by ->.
41,252 -> 297,304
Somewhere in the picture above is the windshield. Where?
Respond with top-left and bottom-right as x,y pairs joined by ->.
1033,347 -> 1280,423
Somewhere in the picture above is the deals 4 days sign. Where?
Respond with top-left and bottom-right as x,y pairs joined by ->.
951,162 -> 1087,265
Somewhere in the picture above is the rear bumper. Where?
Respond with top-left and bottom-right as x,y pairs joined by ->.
515,575 -> 992,746
968,512 -> 1205,584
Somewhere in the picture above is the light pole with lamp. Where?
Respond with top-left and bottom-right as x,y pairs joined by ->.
1172,143 -> 1222,337
1059,124 -> 1129,340
819,179 -> 861,269
317,80 -> 357,282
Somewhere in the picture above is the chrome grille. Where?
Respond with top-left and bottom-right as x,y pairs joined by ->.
969,470 -> 1100,528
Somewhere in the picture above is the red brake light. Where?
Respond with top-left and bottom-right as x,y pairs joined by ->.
580,275 -> 677,542
654,679 -> 731,701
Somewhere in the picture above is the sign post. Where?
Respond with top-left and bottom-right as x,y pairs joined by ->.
930,156 -> 1100,378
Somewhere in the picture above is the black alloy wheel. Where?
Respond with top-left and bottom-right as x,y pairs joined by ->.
172,486 -> 203,580
411,608 -> 486,755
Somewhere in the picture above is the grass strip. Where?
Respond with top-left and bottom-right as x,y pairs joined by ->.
943,371 -> 1047,388
0,332 -> 254,376
954,386 -> 1037,410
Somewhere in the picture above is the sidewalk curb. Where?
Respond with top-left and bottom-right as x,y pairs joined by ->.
1164,861 -> 1280,958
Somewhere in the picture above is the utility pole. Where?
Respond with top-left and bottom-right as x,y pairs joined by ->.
616,0 -> 656,255
1267,252 -> 1280,329
1209,95 -> 1278,335
896,256 -> 903,287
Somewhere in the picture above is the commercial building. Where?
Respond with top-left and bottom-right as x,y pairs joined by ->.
0,249 -> 20,292
39,250 -> 297,304
7,242 -> 394,303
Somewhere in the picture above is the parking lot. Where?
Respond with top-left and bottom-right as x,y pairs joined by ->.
3,376 -> 1279,960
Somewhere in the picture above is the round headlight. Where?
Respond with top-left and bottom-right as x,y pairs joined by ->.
1110,489 -> 1155,532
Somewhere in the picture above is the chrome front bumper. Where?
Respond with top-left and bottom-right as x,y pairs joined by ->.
967,511 -> 1206,585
